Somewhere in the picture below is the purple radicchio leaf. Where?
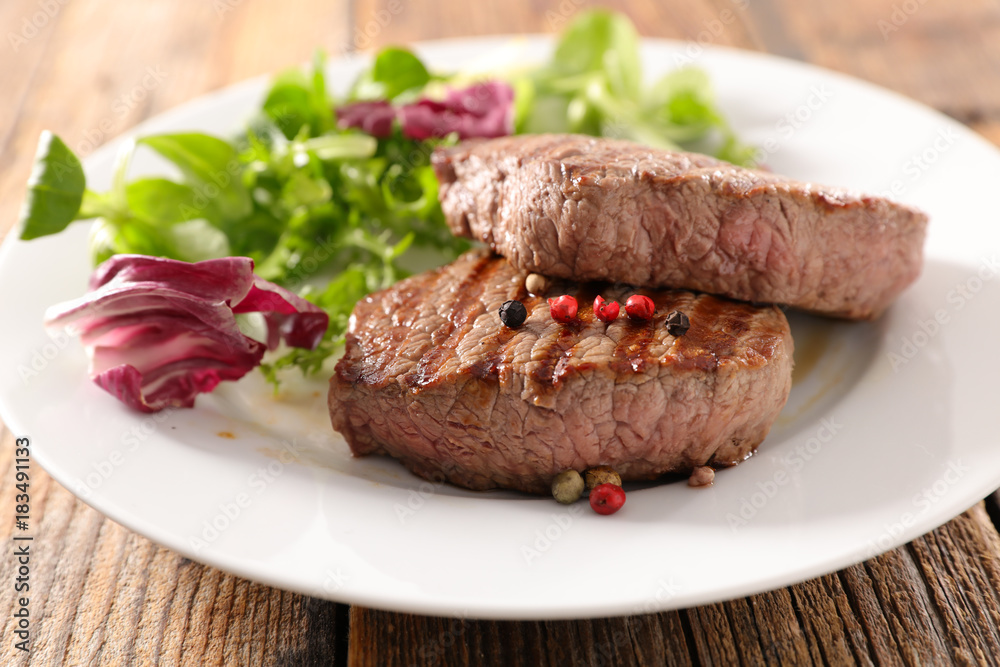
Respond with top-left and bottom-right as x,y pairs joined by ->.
44,255 -> 328,413
337,81 -> 514,141
335,100 -> 396,138
398,81 -> 514,140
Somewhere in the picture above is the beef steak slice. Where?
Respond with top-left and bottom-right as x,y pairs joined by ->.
329,249 -> 794,494
433,134 -> 928,320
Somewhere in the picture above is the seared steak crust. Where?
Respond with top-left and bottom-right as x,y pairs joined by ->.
329,250 -> 794,494
433,134 -> 928,319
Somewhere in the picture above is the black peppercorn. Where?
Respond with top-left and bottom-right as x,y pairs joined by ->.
499,300 -> 527,328
665,310 -> 690,336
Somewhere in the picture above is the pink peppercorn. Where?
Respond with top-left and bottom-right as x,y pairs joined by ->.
548,295 -> 578,323
625,295 -> 655,321
590,483 -> 626,515
593,295 -> 620,323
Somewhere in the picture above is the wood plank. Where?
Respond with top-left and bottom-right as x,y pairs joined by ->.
686,602 -> 756,665
837,565 -> 905,664
971,120 -> 1000,149
789,575 -> 872,665
351,0 -> 763,50
0,0 -> 66,165
911,505 -> 1000,662
748,590 -> 815,663
746,0 -> 1000,121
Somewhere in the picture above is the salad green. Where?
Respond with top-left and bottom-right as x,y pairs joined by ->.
17,9 -> 754,385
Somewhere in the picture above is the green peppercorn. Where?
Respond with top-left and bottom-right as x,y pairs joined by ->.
584,465 -> 622,491
551,469 -> 584,504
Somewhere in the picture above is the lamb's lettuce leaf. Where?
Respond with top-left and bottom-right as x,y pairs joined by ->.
18,132 -> 86,240
138,133 -> 252,221
515,8 -> 754,161
351,47 -> 433,101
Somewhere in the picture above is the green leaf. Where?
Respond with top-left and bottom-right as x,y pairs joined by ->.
551,9 -> 641,101
78,189 -> 115,220
372,47 -> 431,100
87,216 -> 174,265
301,133 -> 377,161
88,217 -> 119,265
281,170 -> 333,209
510,76 -> 536,134
166,218 -> 231,262
566,93 -> 602,135
139,133 -> 252,221
647,68 -> 719,131
715,134 -> 759,167
217,210 -> 283,261
125,178 -> 207,224
263,54 -> 335,140
18,131 -> 86,240
352,47 -> 431,101
312,265 -> 370,315
263,70 -> 316,139
519,95 -> 572,134
310,50 -> 335,135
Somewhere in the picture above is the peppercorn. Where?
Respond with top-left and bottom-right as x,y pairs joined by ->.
625,294 -> 655,321
498,300 -> 527,328
665,310 -> 691,336
593,295 -> 620,323
551,469 -> 584,504
525,273 -> 550,296
589,483 -> 626,515
548,295 -> 578,323
688,466 -> 715,488
584,465 -> 622,491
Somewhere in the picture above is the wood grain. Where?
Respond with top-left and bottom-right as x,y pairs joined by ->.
1,0 -> 999,665
755,0 -> 1000,123
351,0 -> 765,51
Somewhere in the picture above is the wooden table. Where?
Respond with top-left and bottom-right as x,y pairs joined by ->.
2,0 -> 1000,664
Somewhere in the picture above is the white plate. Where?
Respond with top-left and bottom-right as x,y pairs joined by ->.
2,37 -> 999,620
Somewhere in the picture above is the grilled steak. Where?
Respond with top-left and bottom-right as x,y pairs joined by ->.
433,134 -> 928,319
329,250 -> 794,494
